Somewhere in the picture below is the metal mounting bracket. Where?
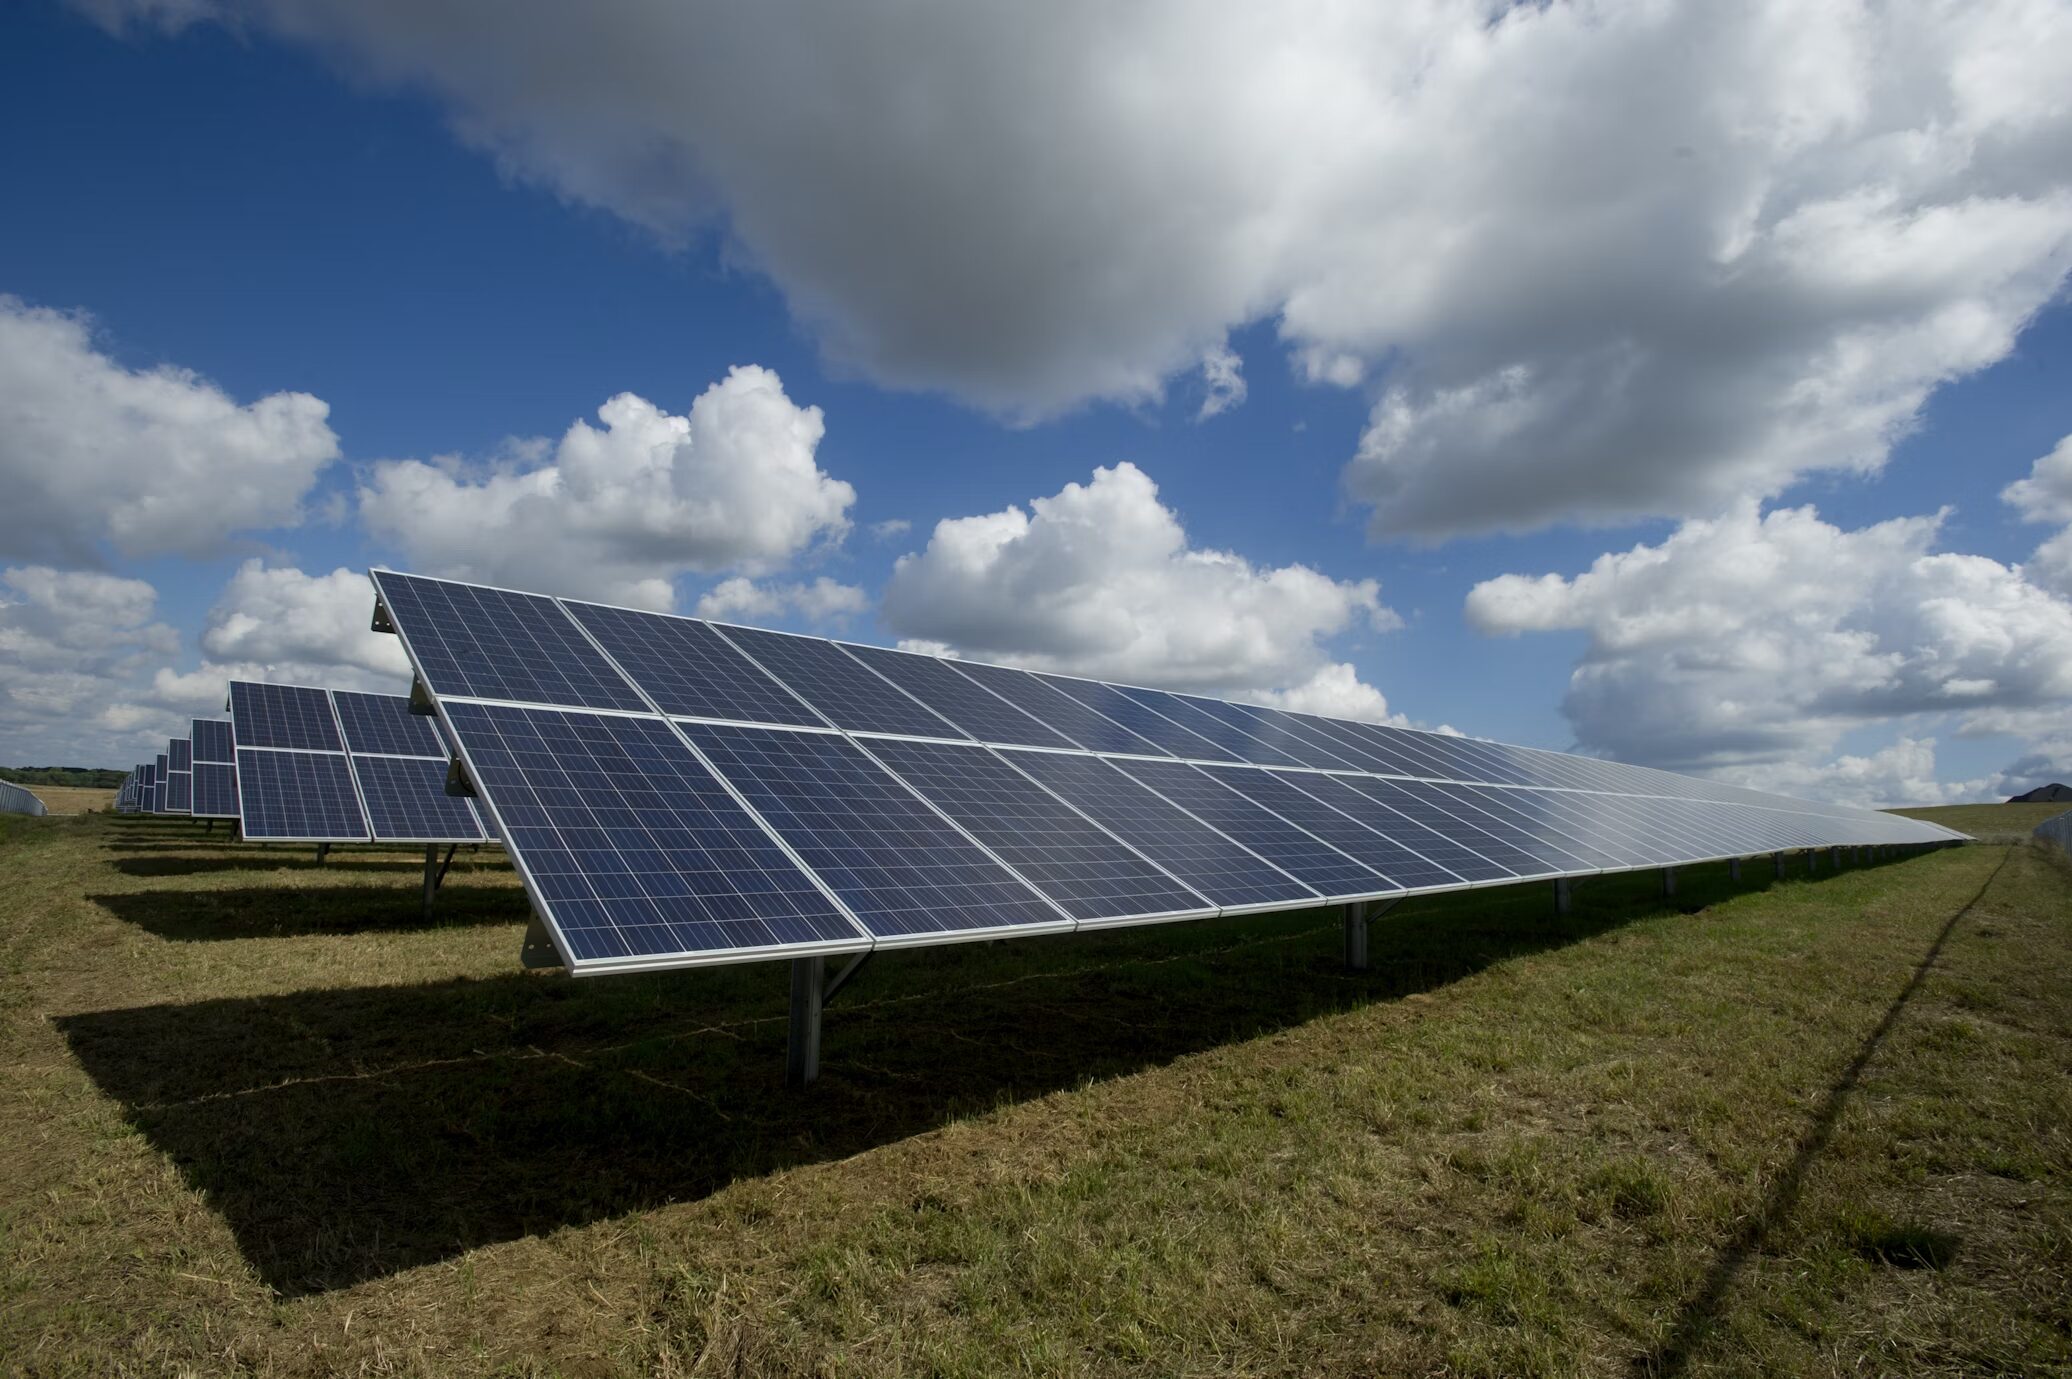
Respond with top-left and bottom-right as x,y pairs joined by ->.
370,600 -> 396,634
520,916 -> 564,970
444,756 -> 477,798
408,673 -> 436,716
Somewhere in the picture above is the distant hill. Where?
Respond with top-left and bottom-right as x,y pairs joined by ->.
0,767 -> 127,789
2007,782 -> 2072,803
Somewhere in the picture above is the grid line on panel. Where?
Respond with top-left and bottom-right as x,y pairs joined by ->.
710,625 -> 969,740
192,762 -> 240,819
164,772 -> 191,813
332,690 -> 450,758
1000,749 -> 1318,910
1107,686 -> 1312,768
229,682 -> 343,752
1488,788 -> 1672,867
1258,710 -> 1413,775
1109,759 -> 1397,897
1278,772 -> 1517,882
444,703 -> 863,964
1425,783 -> 1633,870
351,755 -> 486,842
191,720 -> 234,764
680,723 -> 1065,940
1338,777 -> 1572,876
1034,674 -> 1245,763
1202,767 -> 1467,890
1169,696 -> 1367,771
561,600 -> 828,727
863,737 -> 1211,922
168,739 -> 192,772
941,658 -> 1170,756
373,570 -> 648,712
235,749 -> 369,841
838,643 -> 1080,750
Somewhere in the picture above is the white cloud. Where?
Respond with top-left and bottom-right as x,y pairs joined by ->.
198,560 -> 410,679
1465,501 -> 2072,802
0,295 -> 339,563
0,566 -> 184,766
358,365 -> 855,609
695,575 -> 867,626
2003,432 -> 2072,595
1196,344 -> 1246,421
80,1 -> 2072,534
868,518 -> 912,541
882,461 -> 1396,707
1710,737 -> 1992,810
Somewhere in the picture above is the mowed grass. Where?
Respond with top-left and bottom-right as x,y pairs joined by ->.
1,812 -> 2068,1377
10,786 -> 114,815
1892,799 -> 2072,842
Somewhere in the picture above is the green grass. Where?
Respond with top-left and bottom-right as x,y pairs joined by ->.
2,812 -> 2068,1376
1891,800 -> 2072,842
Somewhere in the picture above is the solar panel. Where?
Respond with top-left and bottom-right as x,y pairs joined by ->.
351,755 -> 485,843
372,569 -> 648,712
229,682 -> 344,751
235,749 -> 369,841
168,738 -> 192,772
838,642 -> 1079,749
164,769 -> 192,813
1108,758 -> 1397,898
999,750 -> 1319,912
333,690 -> 449,757
368,565 -> 1967,988
192,719 -> 234,764
153,754 -> 167,813
863,736 -> 1212,923
192,762 -> 240,819
561,599 -> 826,727
679,723 -> 1071,942
711,625 -> 968,739
442,703 -> 861,968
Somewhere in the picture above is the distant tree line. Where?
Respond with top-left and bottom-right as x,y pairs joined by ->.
0,767 -> 127,788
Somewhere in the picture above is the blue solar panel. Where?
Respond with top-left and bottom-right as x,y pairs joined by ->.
168,738 -> 192,772
941,658 -> 1173,755
562,600 -> 827,727
443,703 -> 864,965
154,755 -> 167,813
1108,759 -> 1396,898
839,643 -> 1079,749
164,771 -> 191,813
1235,709 -> 1404,774
191,719 -> 234,764
373,570 -> 647,712
1198,767 -> 1468,890
351,755 -> 486,842
192,762 -> 240,819
1105,686 -> 1309,767
236,749 -> 369,841
1426,784 -> 1630,869
1333,777 -> 1564,878
713,625 -> 968,739
864,737 -> 1211,922
229,682 -> 344,752
1000,750 -> 1318,910
680,723 -> 1068,940
333,690 -> 449,757
1276,772 -> 1516,883
1035,675 -> 1245,762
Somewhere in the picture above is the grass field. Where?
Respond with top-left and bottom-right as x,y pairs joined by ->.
17,785 -> 118,815
1,807 -> 2066,1376
1892,799 -> 2071,842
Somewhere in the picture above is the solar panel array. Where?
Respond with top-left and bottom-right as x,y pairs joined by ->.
371,569 -> 1964,977
227,682 -> 492,844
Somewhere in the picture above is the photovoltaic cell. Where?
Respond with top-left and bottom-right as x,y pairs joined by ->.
839,643 -> 1079,749
154,755 -> 167,813
192,762 -> 240,819
165,771 -> 192,813
1163,694 -> 1364,770
562,600 -> 826,727
191,719 -> 234,764
351,755 -> 487,843
373,570 -> 647,712
168,738 -> 192,772
443,703 -> 864,965
1201,767 -> 1467,890
680,723 -> 1067,940
1001,750 -> 1318,910
1277,772 -> 1516,883
1109,759 -> 1394,897
713,625 -> 968,739
235,749 -> 369,841
1108,686 -> 1310,768
333,689 -> 450,758
229,682 -> 344,751
941,659 -> 1173,756
1035,674 -> 1245,762
864,737 -> 1210,922
1336,777 -> 1565,878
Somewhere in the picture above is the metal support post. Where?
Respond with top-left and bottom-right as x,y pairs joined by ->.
1554,877 -> 1573,916
1809,849 -> 1820,873
1729,858 -> 1742,882
1661,866 -> 1677,898
1344,902 -> 1369,971
315,842 -> 330,865
1830,847 -> 1840,869
422,846 -> 439,919
787,955 -> 826,1089
1773,852 -> 1785,879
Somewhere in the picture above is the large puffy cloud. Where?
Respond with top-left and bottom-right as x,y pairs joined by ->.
358,365 -> 855,609
696,576 -> 866,626
1466,501 -> 2072,801
2003,433 -> 2072,594
0,296 -> 339,563
81,0 -> 2072,534
882,462 -> 1400,716
197,560 -> 410,679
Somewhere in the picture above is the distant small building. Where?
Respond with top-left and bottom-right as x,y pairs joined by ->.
2008,783 -> 2072,803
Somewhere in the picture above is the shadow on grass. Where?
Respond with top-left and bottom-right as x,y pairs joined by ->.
55,866 -> 1773,1298
88,881 -> 527,940
110,855 -> 454,877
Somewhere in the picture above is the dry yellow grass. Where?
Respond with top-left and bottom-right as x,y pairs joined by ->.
20,785 -> 116,814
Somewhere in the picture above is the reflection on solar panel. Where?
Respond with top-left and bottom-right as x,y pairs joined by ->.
235,749 -> 367,841
230,681 -> 344,751
333,690 -> 448,757
368,566 -> 1968,995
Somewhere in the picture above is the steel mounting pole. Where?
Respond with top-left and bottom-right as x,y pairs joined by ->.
787,955 -> 826,1089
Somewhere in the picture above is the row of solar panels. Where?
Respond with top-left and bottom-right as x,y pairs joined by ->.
112,689 -> 495,845
367,569 -> 1964,976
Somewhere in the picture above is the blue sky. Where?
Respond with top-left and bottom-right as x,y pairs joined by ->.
4,1 -> 2071,805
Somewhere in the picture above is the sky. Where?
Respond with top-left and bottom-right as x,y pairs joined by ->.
2,0 -> 2071,807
